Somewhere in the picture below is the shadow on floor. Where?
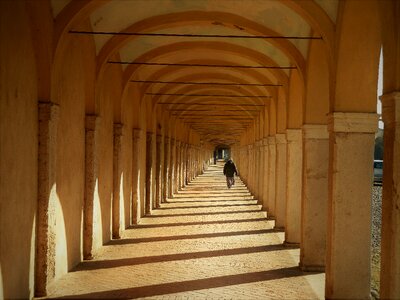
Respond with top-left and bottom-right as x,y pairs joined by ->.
108,228 -> 277,245
53,266 -> 318,299
72,243 -> 292,272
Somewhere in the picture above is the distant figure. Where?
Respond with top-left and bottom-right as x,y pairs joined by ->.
223,159 -> 238,189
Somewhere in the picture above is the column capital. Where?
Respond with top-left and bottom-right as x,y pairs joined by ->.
328,112 -> 378,133
146,132 -> 155,141
255,140 -> 262,147
275,133 -> 287,144
286,129 -> 302,142
39,102 -> 59,122
132,128 -> 142,140
114,123 -> 124,136
302,124 -> 328,139
263,137 -> 269,146
268,136 -> 276,145
381,91 -> 400,126
156,135 -> 162,144
85,114 -> 99,131
247,144 -> 253,150
170,138 -> 176,145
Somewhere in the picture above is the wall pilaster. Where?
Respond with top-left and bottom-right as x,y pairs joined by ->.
131,129 -> 142,224
275,133 -> 287,229
268,137 -> 277,217
155,135 -> 162,209
326,112 -> 378,299
380,92 -> 400,298
285,129 -> 302,245
83,115 -> 100,260
112,123 -> 124,239
145,132 -> 155,214
35,102 -> 59,297
300,125 -> 329,271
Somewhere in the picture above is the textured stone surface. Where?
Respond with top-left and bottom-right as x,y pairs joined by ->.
46,164 -> 324,299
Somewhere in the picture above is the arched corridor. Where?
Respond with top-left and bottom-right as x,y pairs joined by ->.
46,164 -> 324,299
1,1 -> 400,299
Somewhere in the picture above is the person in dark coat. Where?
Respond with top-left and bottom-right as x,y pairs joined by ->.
223,159 -> 238,188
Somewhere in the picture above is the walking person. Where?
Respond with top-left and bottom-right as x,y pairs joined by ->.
223,159 -> 238,188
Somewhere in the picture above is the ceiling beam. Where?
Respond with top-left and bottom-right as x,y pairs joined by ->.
108,61 -> 295,70
158,103 -> 265,106
69,30 -> 322,40
130,79 -> 282,87
146,93 -> 271,98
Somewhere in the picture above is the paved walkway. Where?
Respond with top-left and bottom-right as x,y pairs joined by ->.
47,163 -> 324,299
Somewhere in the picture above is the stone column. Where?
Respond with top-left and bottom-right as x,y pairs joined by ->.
145,132 -> 155,215
254,140 -> 261,200
174,140 -> 181,193
83,115 -> 100,259
131,129 -> 142,224
168,138 -> 175,198
262,138 -> 269,211
155,135 -> 162,208
180,143 -> 186,188
285,129 -> 302,245
35,102 -> 59,297
380,92 -> 400,298
325,112 -> 378,299
257,140 -> 264,205
247,145 -> 253,191
300,125 -> 329,271
112,123 -> 124,239
162,137 -> 170,202
268,136 -> 277,217
275,133 -> 287,229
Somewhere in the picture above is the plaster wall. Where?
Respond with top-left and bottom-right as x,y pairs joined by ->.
53,31 -> 97,275
97,65 -> 116,245
0,2 -> 38,298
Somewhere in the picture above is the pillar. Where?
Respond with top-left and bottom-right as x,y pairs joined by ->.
174,140 -> 181,193
180,143 -> 186,188
325,112 -> 378,299
155,135 -> 162,208
262,138 -> 269,211
35,102 -> 59,297
268,136 -> 276,217
145,132 -> 155,215
275,133 -> 287,229
285,129 -> 302,245
162,137 -> 170,202
83,115 -> 100,259
112,123 -> 124,239
131,129 -> 142,224
300,125 -> 328,271
168,138 -> 175,197
380,92 -> 400,298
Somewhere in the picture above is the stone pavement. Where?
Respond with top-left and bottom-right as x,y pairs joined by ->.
46,163 -> 324,299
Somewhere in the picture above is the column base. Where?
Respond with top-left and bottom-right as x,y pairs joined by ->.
283,241 -> 300,248
299,263 -> 325,272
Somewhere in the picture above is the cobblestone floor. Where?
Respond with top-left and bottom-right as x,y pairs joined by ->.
46,164 -> 324,299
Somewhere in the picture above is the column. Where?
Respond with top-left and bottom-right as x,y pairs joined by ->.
275,133 -> 287,229
112,123 -> 124,239
268,136 -> 277,217
168,138 -> 175,198
285,129 -> 302,245
35,102 -> 59,297
257,140 -> 265,206
174,140 -> 181,193
247,145 -> 253,191
254,140 -> 261,200
145,132 -> 155,215
162,137 -> 170,203
300,125 -> 329,271
262,138 -> 269,211
155,135 -> 162,208
83,115 -> 99,259
380,92 -> 400,298
180,143 -> 185,188
325,112 -> 378,299
131,129 -> 142,224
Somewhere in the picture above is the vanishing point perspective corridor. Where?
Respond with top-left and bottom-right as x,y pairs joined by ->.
46,163 -> 323,299
1,1 -> 400,299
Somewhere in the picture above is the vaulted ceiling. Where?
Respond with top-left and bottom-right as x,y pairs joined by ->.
52,0 -> 338,146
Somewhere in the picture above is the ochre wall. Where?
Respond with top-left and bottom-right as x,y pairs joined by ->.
0,2 -> 38,298
52,29 -> 96,276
